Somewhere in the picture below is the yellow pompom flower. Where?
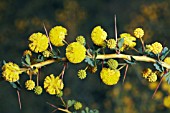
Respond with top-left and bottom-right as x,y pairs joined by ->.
29,32 -> 49,53
66,42 -> 86,63
25,80 -> 35,90
49,26 -> 67,47
88,66 -> 97,74
134,28 -> 144,38
119,33 -> 136,51
107,39 -> 116,49
91,26 -> 107,46
34,86 -> 43,95
74,102 -> 83,110
145,45 -> 153,53
42,50 -> 52,58
163,96 -> 170,108
77,70 -> 87,79
164,57 -> 170,65
23,50 -> 32,56
142,68 -> 152,79
44,74 -> 64,95
151,42 -> 163,54
2,62 -> 22,82
76,36 -> 86,45
100,68 -> 120,85
107,59 -> 118,70
148,73 -> 157,82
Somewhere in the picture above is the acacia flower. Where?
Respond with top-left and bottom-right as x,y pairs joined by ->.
91,26 -> 107,46
2,62 -> 22,82
107,59 -> 118,70
107,39 -> 116,49
100,68 -> 120,85
151,42 -> 163,54
42,50 -> 52,58
34,86 -> 43,95
77,69 -> 87,79
142,68 -> 152,79
25,80 -> 35,90
74,102 -> 83,110
49,26 -> 67,47
44,74 -> 64,95
148,72 -> 157,82
66,42 -> 86,63
76,36 -> 86,45
163,96 -> 170,108
134,28 -> 144,38
23,50 -> 32,56
29,32 -> 49,53
164,57 -> 170,65
119,33 -> 136,51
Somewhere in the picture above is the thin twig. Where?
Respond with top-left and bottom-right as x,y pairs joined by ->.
17,90 -> 22,110
114,15 -> 118,43
140,38 -> 145,52
122,64 -> 129,84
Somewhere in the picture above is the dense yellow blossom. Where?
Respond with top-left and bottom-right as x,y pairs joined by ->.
44,74 -> 64,95
91,26 -> 107,46
145,45 -> 153,53
25,80 -> 35,90
66,42 -> 86,63
148,73 -> 157,82
100,68 -> 120,85
34,86 -> 43,95
29,32 -> 49,53
49,26 -> 67,47
119,33 -> 136,51
164,57 -> 170,65
23,50 -> 32,56
163,96 -> 170,108
134,28 -> 144,38
2,62 -> 22,82
107,39 -> 116,49
76,36 -> 86,45
42,50 -> 52,58
142,68 -> 152,79
107,59 -> 118,70
74,102 -> 82,110
77,70 -> 87,79
151,42 -> 163,54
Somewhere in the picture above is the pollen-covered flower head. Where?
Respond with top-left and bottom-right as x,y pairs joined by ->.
91,26 -> 107,46
100,68 -> 120,85
164,57 -> 170,65
134,28 -> 144,38
34,86 -> 43,95
119,33 -> 136,51
151,42 -> 163,54
66,42 -> 86,63
148,72 -> 157,82
29,32 -> 49,53
77,69 -> 87,79
23,50 -> 32,56
76,36 -> 86,45
107,39 -> 116,49
142,68 -> 152,79
25,80 -> 35,90
2,62 -> 22,82
44,74 -> 64,95
107,59 -> 118,70
74,102 -> 83,110
49,26 -> 67,47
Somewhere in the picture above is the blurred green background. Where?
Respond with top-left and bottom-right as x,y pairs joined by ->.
0,0 -> 170,113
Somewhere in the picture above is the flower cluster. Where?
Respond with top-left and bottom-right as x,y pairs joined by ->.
146,42 -> 163,54
100,68 -> 120,85
66,42 -> 86,63
142,68 -> 157,82
44,74 -> 64,95
91,26 -> 107,46
2,62 -> 22,82
77,69 -> 87,79
25,80 -> 35,90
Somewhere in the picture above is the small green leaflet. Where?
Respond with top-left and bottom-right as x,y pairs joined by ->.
67,100 -> 76,108
10,81 -> 21,90
124,56 -> 136,65
81,107 -> 99,113
153,61 -> 164,72
21,55 -> 31,66
164,71 -> 170,84
85,57 -> 94,67
160,47 -> 170,60
118,38 -> 124,49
